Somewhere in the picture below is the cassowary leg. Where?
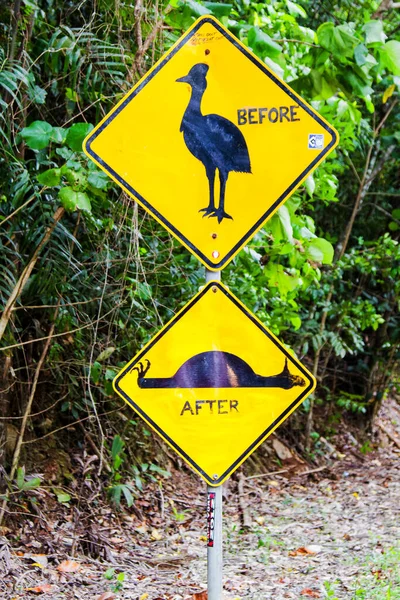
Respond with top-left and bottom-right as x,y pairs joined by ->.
199,167 -> 216,216
212,170 -> 233,223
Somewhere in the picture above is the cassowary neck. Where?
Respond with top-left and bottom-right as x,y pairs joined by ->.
183,86 -> 205,120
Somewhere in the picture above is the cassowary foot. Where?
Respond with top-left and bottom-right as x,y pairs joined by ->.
199,206 -> 216,217
130,359 -> 151,379
210,209 -> 233,224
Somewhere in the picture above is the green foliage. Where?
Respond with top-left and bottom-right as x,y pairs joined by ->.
104,567 -> 126,592
107,435 -> 170,508
0,0 -> 399,506
15,467 -> 41,492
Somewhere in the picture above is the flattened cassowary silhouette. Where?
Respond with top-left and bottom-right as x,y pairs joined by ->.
130,351 -> 305,390
177,64 -> 251,223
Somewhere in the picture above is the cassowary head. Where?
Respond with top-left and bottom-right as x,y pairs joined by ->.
176,63 -> 209,92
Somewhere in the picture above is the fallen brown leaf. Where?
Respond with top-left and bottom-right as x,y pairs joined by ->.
56,559 -> 80,573
193,592 -> 207,600
110,537 -> 124,544
25,584 -> 53,594
96,593 -> 116,600
300,589 -> 320,598
289,546 -> 316,556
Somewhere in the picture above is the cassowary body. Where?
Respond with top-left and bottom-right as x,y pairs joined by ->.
131,352 -> 305,390
177,63 -> 251,223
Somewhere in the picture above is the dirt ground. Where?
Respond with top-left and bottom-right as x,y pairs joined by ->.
1,399 -> 400,600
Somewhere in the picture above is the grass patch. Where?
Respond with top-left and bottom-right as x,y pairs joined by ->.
325,544 -> 400,598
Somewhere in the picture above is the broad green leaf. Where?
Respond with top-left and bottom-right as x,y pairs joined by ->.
183,0 -> 210,17
20,121 -> 53,150
248,27 -> 281,59
58,187 -> 91,212
104,568 -> 115,580
105,368 -> 117,381
121,485 -> 134,507
304,174 -> 315,196
16,467 -> 25,490
66,87 -> 79,102
65,123 -> 94,152
306,238 -> 334,264
110,485 -> 122,507
277,205 -> 294,243
264,56 -> 284,78
97,347 -> 116,362
379,40 -> 400,75
317,22 -> 359,59
310,69 -> 338,99
354,44 -> 368,66
57,493 -> 71,503
91,361 -> 102,384
137,281 -> 152,300
265,263 -> 302,297
87,170 -> 109,189
285,0 -> 307,18
203,1 -> 232,16
111,435 -> 124,461
31,85 -> 47,105
56,147 -> 74,160
363,20 -> 386,45
298,26 -> 316,44
37,168 -> 61,186
290,315 -> 302,330
50,127 -> 67,144
22,477 -> 41,490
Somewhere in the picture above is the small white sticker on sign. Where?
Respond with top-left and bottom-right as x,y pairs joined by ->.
308,134 -> 324,149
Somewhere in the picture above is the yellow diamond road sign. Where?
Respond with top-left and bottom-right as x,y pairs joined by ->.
84,15 -> 339,271
113,282 -> 316,486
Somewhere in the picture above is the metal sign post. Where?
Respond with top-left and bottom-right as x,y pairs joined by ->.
207,485 -> 223,600
205,268 -> 222,599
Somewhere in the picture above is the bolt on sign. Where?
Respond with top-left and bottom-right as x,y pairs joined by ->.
83,15 -> 338,271
113,282 -> 316,486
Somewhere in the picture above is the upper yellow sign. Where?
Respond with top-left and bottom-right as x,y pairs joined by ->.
113,282 -> 316,486
84,16 -> 338,270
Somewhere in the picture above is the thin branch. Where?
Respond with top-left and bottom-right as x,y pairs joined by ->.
0,303 -> 59,526
0,194 -> 37,227
132,5 -> 172,78
280,38 -> 319,47
0,206 -> 65,343
87,247 -> 110,476
0,306 -> 118,351
21,407 -> 125,444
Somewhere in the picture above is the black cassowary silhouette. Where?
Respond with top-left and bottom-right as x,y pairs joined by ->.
177,64 -> 251,223
130,351 -> 305,390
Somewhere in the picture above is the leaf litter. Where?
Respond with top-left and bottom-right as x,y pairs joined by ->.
1,399 -> 400,599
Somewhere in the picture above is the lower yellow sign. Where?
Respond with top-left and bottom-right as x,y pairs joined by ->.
113,282 -> 315,485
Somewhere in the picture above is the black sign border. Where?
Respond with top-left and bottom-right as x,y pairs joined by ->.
85,16 -> 337,271
114,282 -> 315,486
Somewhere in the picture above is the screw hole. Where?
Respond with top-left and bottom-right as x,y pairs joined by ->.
205,49 -> 210,55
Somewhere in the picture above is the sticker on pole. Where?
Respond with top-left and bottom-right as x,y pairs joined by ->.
83,15 -> 338,271
113,282 -> 316,486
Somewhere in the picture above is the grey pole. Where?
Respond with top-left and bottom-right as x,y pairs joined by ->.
207,484 -> 223,600
205,267 -> 223,600
206,268 -> 221,283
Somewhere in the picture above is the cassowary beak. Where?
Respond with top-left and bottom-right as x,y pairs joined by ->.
176,75 -> 190,83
